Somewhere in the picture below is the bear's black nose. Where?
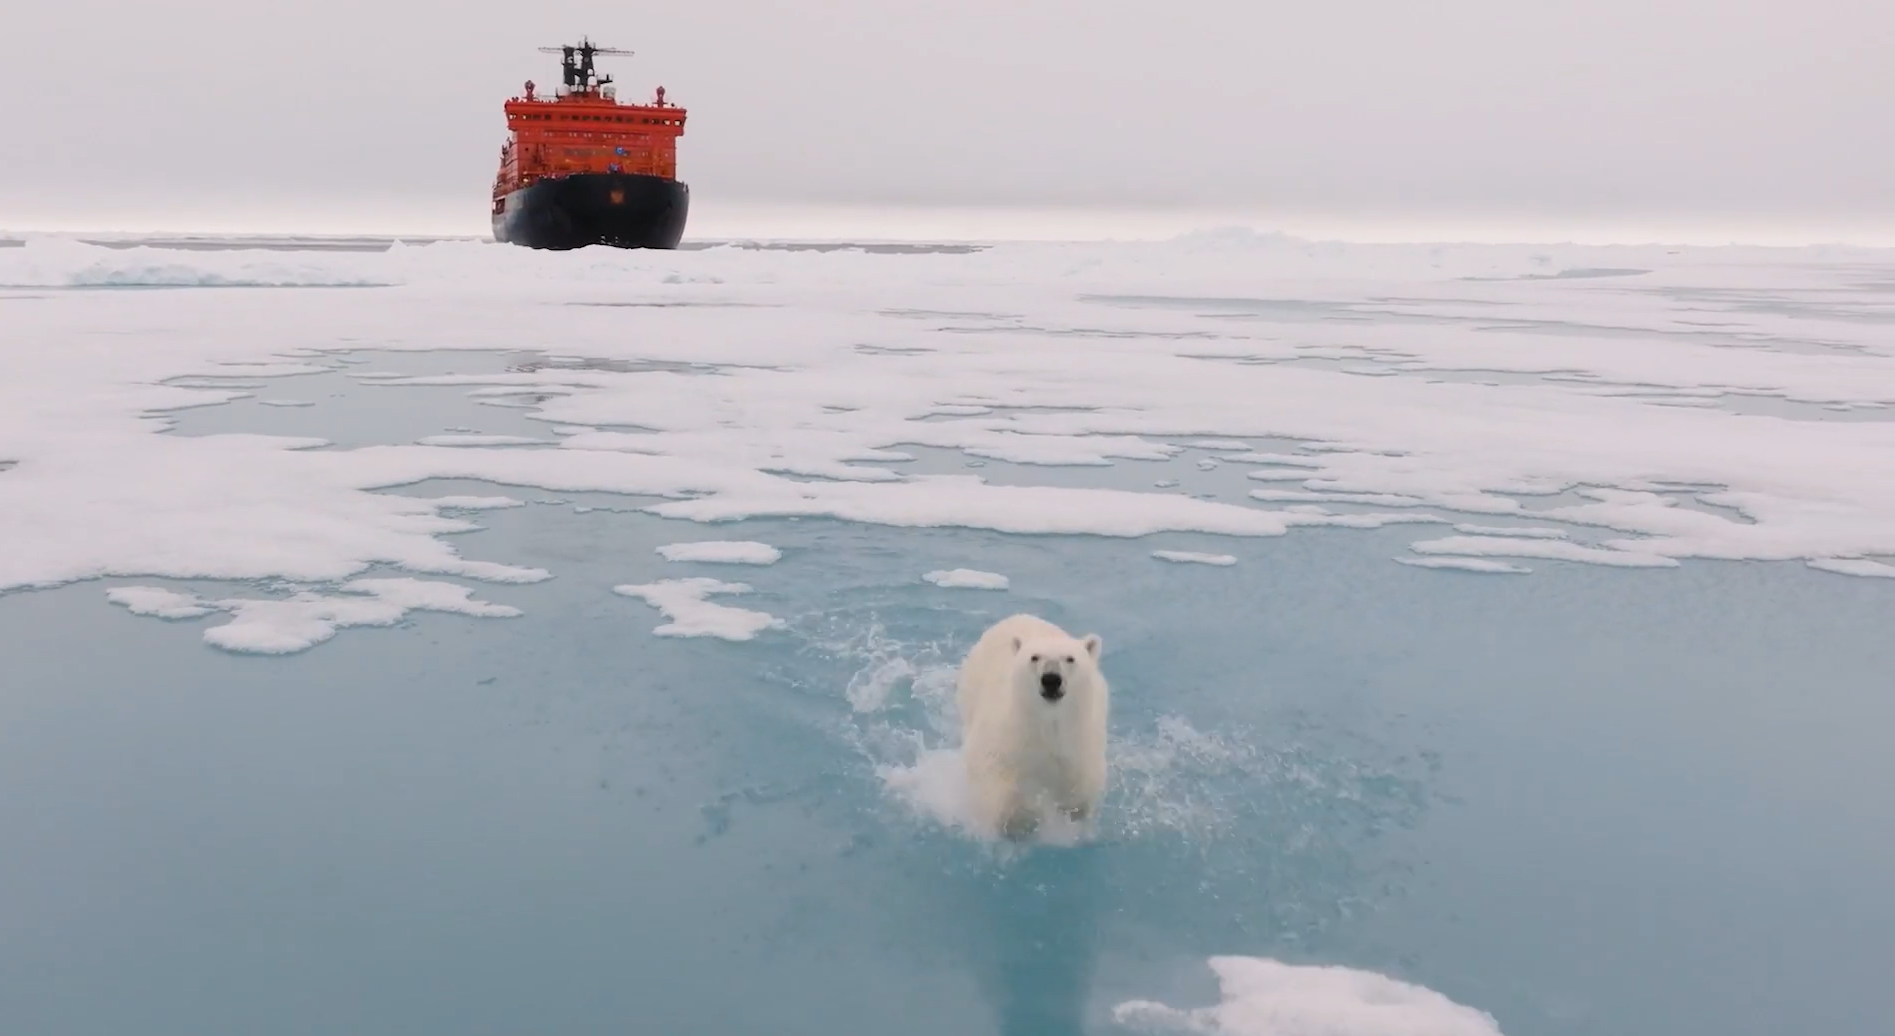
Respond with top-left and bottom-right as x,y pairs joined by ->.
1040,672 -> 1063,700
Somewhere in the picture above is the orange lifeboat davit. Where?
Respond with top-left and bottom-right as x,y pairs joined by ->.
491,38 -> 689,250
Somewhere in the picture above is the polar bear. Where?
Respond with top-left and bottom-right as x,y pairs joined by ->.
956,613 -> 1110,841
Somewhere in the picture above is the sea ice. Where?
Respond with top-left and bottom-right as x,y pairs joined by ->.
1152,550 -> 1238,566
1452,523 -> 1567,539
105,578 -> 523,654
1408,536 -> 1679,568
5,231 -> 1895,656
655,540 -> 783,565
923,568 -> 1010,590
612,578 -> 782,640
1114,956 -> 1504,1036
104,586 -> 217,619
1808,558 -> 1895,578
1396,557 -> 1533,574
414,434 -> 551,447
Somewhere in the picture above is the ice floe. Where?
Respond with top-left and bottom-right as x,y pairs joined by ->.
104,578 -> 522,653
1152,550 -> 1237,566
656,540 -> 783,565
6,232 -> 1895,651
1114,955 -> 1504,1036
923,568 -> 1010,589
1396,557 -> 1533,574
613,577 -> 782,640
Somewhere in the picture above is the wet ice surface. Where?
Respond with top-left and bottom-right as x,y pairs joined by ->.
2,234 -> 1894,1035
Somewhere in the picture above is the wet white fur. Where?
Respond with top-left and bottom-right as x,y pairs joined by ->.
956,613 -> 1109,840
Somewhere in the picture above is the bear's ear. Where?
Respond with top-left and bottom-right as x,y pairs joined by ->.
1082,633 -> 1102,659
1011,636 -> 1023,654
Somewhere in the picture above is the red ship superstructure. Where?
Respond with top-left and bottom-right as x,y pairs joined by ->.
491,39 -> 689,250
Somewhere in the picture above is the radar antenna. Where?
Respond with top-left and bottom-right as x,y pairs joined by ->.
537,37 -> 634,93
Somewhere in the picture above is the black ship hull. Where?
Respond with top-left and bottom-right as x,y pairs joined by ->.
492,173 -> 689,250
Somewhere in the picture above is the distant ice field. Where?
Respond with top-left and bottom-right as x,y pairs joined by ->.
2,232 -> 1893,1036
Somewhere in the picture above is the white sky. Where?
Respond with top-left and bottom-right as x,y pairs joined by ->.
3,0 -> 1891,241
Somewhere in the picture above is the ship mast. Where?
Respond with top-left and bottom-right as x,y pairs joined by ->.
538,37 -> 633,96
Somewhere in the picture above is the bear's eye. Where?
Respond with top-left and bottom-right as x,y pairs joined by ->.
1064,655 -> 1074,664
1029,654 -> 1040,663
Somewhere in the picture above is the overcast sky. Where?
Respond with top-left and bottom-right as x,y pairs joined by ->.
4,1 -> 1891,240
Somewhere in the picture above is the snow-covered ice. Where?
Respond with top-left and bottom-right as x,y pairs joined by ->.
1152,550 -> 1238,566
613,577 -> 782,640
923,568 -> 1011,590
414,434 -> 552,447
655,540 -> 783,565
3,231 -> 1893,637
1396,556 -> 1533,574
1115,956 -> 1504,1036
1808,558 -> 1895,578
105,577 -> 522,653
104,585 -> 218,619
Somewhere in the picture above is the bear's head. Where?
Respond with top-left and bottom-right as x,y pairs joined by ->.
1009,631 -> 1104,706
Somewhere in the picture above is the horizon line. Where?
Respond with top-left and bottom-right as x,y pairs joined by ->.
5,201 -> 1894,250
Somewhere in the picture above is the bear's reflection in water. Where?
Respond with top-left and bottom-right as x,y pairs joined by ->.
926,838 -> 1110,1036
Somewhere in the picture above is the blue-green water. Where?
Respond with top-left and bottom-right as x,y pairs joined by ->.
3,359 -> 1892,1036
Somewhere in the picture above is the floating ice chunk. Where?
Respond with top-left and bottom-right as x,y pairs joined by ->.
341,577 -> 524,615
426,495 -> 527,510
1182,439 -> 1252,451
1229,452 -> 1326,467
656,540 -> 783,565
1452,523 -> 1567,539
158,578 -> 525,655
963,433 -> 1178,466
415,434 -> 551,447
1251,489 -> 1428,507
923,568 -> 1010,589
645,477 -> 1295,538
1410,535 -> 1679,568
1113,956 -> 1504,1036
426,558 -> 552,583
1397,556 -> 1532,574
257,399 -> 315,408
1196,457 -> 1220,470
106,586 -> 217,619
1289,511 -> 1449,530
1808,558 -> 1895,578
613,577 -> 781,640
1245,468 -> 1319,482
1153,550 -> 1237,566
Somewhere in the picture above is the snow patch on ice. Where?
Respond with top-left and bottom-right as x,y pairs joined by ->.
1251,488 -> 1429,507
105,586 -> 217,619
1409,536 -> 1678,568
1808,557 -> 1895,578
415,434 -> 551,447
106,578 -> 522,654
426,495 -> 526,510
1396,557 -> 1533,574
655,540 -> 783,565
8,234 -> 1895,638
923,568 -> 1010,590
1114,955 -> 1504,1036
1153,550 -> 1238,566
1452,523 -> 1568,539
612,577 -> 782,640
1182,439 -> 1253,451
